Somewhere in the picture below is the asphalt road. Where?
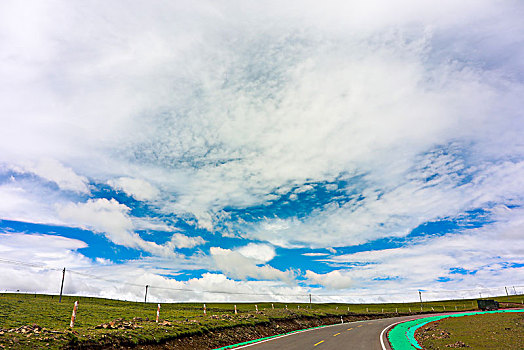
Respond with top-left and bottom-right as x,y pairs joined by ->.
232,314 -> 435,350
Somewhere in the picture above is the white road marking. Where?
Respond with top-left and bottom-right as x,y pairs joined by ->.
231,322 -> 344,349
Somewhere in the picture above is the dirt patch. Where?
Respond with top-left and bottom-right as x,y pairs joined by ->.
416,321 -> 450,341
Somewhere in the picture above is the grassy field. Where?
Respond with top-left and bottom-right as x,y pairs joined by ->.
0,293 -> 522,349
417,311 -> 524,349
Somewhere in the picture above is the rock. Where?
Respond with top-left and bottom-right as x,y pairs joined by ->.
446,341 -> 469,348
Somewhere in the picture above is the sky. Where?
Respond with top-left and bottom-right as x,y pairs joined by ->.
0,0 -> 523,303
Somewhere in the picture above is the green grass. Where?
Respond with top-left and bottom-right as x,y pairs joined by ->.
417,312 -> 524,349
0,293 -> 522,349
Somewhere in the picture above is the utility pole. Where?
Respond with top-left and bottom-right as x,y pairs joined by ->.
144,285 -> 149,303
59,268 -> 66,303
419,291 -> 423,311
309,294 -> 312,309
505,287 -> 509,296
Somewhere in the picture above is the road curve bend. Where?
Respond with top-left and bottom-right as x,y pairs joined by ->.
216,314 -> 430,350
217,309 -> 524,350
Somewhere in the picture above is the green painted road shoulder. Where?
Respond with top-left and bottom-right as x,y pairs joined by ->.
387,309 -> 524,350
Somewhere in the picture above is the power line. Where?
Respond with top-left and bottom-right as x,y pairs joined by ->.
0,257 -> 522,300
0,257 -> 63,271
148,284 -> 309,297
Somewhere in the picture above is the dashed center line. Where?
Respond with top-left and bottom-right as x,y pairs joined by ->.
333,332 -> 341,337
347,328 -> 353,331
357,325 -> 363,327
314,340 -> 325,346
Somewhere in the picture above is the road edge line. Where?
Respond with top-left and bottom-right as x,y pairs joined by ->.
380,319 -> 414,350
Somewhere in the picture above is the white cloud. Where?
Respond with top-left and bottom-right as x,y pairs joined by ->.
167,233 -> 205,249
305,270 -> 353,289
210,246 -> 293,282
56,198 -> 206,256
302,252 -> 329,257
236,243 -> 276,263
95,257 -> 113,265
0,0 -> 523,297
10,159 -> 90,194
107,177 -> 159,201
57,198 -> 136,246
0,233 -> 305,302
0,183 -> 65,225
1,0 -> 522,233
56,198 -> 172,257
240,158 -> 524,248
294,185 -> 314,194
0,232 -> 92,294
321,206 -> 524,299
132,217 -> 178,232
0,232 -> 89,267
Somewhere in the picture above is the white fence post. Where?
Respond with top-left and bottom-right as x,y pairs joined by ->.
70,301 -> 78,328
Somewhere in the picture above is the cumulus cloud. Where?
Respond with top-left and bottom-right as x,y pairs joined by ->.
107,177 -> 159,201
0,232 -> 92,294
210,246 -> 293,282
56,198 -> 197,257
57,198 -> 136,246
56,198 -> 206,256
236,243 -> 276,263
167,233 -> 206,249
17,158 -> 90,194
305,270 -> 353,289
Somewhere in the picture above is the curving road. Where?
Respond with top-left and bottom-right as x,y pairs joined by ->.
229,314 -> 444,350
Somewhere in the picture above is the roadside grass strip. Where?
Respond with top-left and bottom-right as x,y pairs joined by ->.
387,309 -> 524,349
213,324 -> 332,349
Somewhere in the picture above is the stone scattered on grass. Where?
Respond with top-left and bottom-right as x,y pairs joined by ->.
94,318 -> 143,330
0,324 -> 57,336
446,341 -> 469,348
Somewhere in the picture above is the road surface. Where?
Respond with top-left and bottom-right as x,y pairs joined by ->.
231,314 -> 434,350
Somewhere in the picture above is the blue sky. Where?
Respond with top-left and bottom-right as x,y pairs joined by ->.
0,0 -> 523,302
